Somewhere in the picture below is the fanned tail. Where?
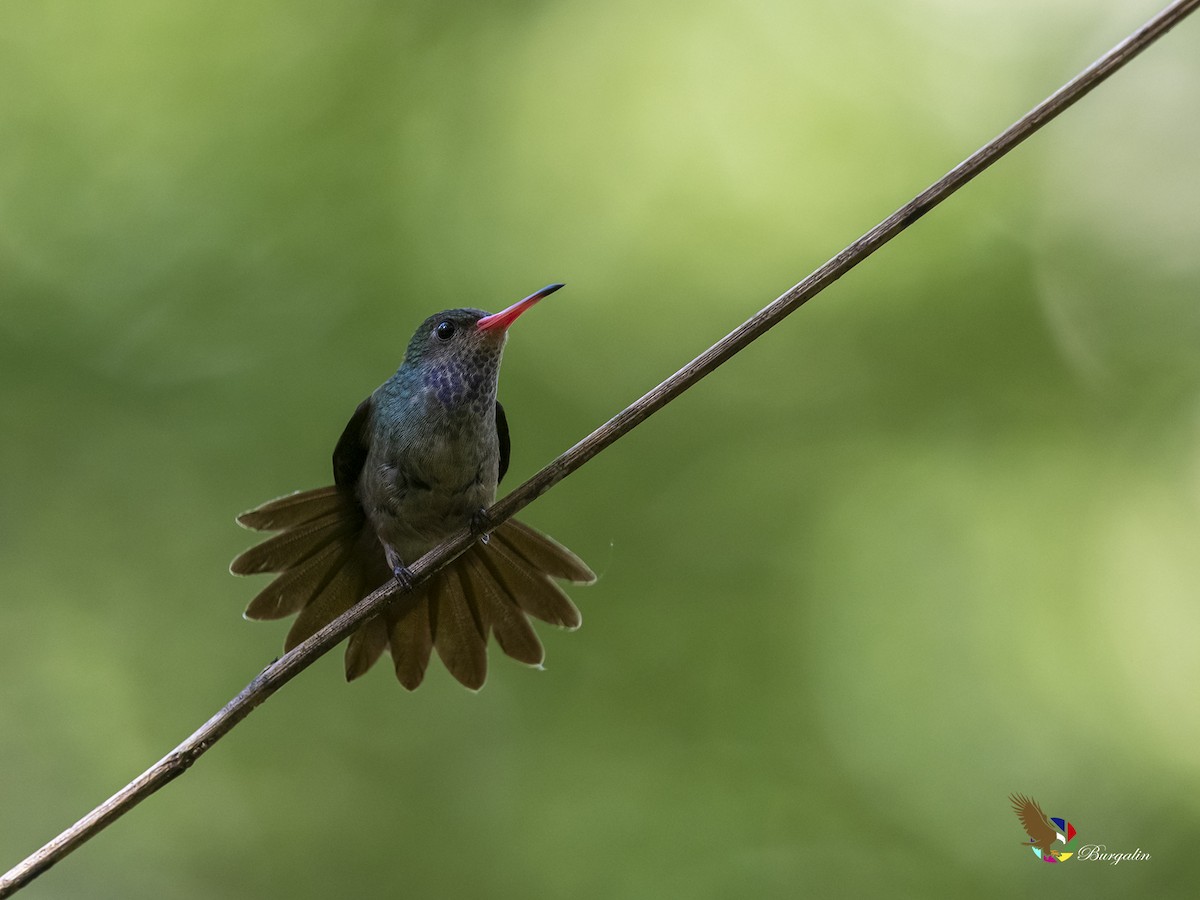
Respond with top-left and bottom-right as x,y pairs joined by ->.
388,521 -> 594,691
233,491 -> 594,691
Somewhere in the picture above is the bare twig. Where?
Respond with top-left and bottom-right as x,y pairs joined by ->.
3,1 -> 1197,895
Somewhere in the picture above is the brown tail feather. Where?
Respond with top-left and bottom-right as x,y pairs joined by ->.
344,613 -> 389,681
478,536 -> 582,629
463,548 -> 544,666
234,490 -> 590,688
493,519 -> 596,584
285,529 -> 383,650
236,486 -> 350,532
432,565 -> 489,690
388,587 -> 434,690
243,538 -> 353,620
230,511 -> 358,575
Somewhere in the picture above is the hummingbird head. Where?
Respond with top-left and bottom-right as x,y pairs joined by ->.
400,283 -> 564,412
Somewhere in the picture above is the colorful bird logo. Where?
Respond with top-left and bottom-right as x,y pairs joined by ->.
1010,793 -> 1077,863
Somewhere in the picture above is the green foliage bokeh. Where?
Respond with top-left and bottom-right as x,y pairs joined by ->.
2,1 -> 1198,897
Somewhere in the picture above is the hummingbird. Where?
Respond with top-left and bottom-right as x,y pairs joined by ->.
231,283 -> 595,691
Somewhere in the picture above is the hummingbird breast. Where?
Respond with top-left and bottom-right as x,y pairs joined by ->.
359,376 -> 500,563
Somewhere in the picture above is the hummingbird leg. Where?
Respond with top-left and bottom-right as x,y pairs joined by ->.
383,545 -> 416,591
469,507 -> 493,544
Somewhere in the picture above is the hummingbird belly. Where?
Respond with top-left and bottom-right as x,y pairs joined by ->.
360,439 -> 498,565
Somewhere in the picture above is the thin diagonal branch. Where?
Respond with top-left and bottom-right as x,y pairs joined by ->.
3,0 -> 1197,894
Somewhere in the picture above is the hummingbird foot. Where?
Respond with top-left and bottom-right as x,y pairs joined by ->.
391,564 -> 416,591
469,507 -> 493,544
384,546 -> 416,592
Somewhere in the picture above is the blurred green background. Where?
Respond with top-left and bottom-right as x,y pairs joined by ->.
2,1 -> 1198,897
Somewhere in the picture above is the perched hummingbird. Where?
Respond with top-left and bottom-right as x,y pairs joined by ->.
231,283 -> 594,691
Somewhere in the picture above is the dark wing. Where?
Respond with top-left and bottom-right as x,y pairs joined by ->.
495,400 -> 510,484
333,397 -> 373,491
1010,793 -> 1058,849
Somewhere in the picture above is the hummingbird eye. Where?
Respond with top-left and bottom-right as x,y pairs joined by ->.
434,320 -> 456,342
